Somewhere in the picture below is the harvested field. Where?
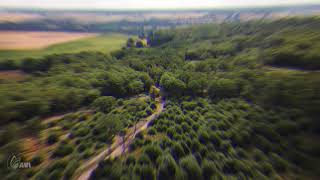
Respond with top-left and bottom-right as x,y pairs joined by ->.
0,33 -> 128,60
0,31 -> 98,50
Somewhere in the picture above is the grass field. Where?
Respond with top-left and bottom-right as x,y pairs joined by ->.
0,33 -> 129,60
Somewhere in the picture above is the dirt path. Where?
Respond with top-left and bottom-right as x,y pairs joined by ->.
74,98 -> 165,180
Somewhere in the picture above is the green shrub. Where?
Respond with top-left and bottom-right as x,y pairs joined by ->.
202,159 -> 218,179
126,155 -> 136,165
91,96 -> 116,113
48,169 -> 63,180
139,165 -> 155,180
198,130 -> 210,144
144,145 -> 163,164
47,133 -> 59,144
208,79 -> 239,99
31,155 -> 43,166
147,127 -> 157,135
270,153 -> 289,172
63,160 -> 79,179
53,144 -> 74,157
179,155 -> 202,180
170,143 -> 186,160
138,154 -> 152,165
276,121 -> 298,136
157,154 -> 179,180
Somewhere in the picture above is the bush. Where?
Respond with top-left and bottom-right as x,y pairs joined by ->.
144,145 -> 163,164
198,130 -> 210,144
31,155 -> 43,166
147,127 -> 157,135
53,144 -> 74,157
276,121 -> 298,136
126,155 -> 136,165
208,79 -> 239,99
170,143 -> 186,160
179,155 -> 202,180
63,160 -> 79,179
270,153 -> 289,172
157,154 -> 179,180
202,160 -> 218,179
139,165 -> 155,180
138,154 -> 152,165
91,96 -> 116,113
47,133 -> 59,144
48,169 -> 63,180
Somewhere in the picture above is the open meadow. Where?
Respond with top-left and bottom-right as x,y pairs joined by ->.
0,32 -> 128,60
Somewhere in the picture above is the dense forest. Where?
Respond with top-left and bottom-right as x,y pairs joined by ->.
0,17 -> 320,179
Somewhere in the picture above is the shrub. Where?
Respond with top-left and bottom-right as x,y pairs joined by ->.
202,160 -> 218,179
138,154 -> 152,165
147,127 -> 157,135
208,79 -> 239,99
179,155 -> 202,180
145,107 -> 153,116
63,160 -> 79,179
31,155 -> 43,166
198,130 -> 210,144
170,143 -> 186,160
139,165 -> 155,180
157,154 -> 179,180
270,153 -> 289,172
91,96 -> 116,113
53,144 -> 74,157
276,121 -> 298,136
47,133 -> 59,144
126,155 -> 136,165
144,145 -> 163,164
49,169 -> 63,180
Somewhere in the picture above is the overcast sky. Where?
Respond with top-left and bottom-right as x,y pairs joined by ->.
1,0 -> 319,9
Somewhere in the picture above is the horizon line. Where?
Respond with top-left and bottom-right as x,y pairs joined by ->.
1,3 -> 320,11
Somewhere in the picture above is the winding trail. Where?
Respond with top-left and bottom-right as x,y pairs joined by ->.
74,98 -> 165,180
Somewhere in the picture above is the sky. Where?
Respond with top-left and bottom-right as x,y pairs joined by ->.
0,0 -> 319,10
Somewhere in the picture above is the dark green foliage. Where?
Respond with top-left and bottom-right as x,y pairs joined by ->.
53,143 -> 74,157
170,143 -> 186,160
91,96 -> 116,113
127,38 -> 135,48
157,154 -> 180,180
143,145 -> 163,164
270,153 -> 289,172
201,160 -> 218,179
179,155 -> 202,180
160,73 -> 186,96
47,133 -> 59,144
148,30 -> 174,46
139,165 -> 155,180
63,160 -> 79,179
208,79 -> 239,99
30,155 -> 42,166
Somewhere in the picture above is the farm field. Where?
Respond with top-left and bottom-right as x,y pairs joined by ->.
0,31 -> 98,50
0,32 -> 128,60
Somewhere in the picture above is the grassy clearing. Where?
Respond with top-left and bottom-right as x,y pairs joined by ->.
0,33 -> 128,61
